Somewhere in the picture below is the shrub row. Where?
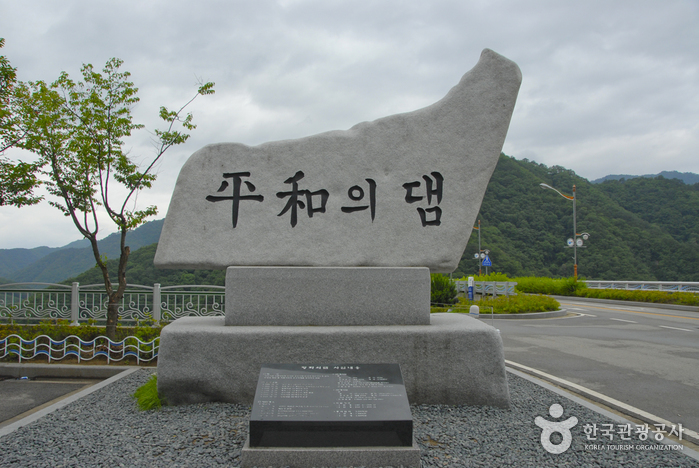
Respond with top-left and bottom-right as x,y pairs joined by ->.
0,320 -> 163,342
578,288 -> 699,306
513,276 -> 587,295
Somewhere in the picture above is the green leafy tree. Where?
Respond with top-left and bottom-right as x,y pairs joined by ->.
13,57 -> 214,338
0,38 -> 40,206
430,273 -> 457,305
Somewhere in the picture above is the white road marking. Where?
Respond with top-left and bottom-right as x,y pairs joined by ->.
659,325 -> 693,332
576,313 -> 597,317
609,318 -> 637,323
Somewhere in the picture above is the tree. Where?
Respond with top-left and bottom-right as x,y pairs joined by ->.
13,57 -> 214,337
0,37 -> 40,206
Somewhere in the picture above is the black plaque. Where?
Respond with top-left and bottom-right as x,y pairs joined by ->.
249,363 -> 413,447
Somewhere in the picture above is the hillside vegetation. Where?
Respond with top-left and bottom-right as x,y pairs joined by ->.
453,155 -> 699,280
65,243 -> 226,287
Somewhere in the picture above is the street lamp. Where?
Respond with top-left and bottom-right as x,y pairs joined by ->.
472,219 -> 488,276
539,183 -> 590,279
473,219 -> 483,276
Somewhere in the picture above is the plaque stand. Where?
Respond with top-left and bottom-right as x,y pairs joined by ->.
241,363 -> 421,467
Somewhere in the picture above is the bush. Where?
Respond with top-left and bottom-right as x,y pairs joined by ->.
0,320 -> 163,342
430,274 -> 457,305
513,276 -> 587,296
455,272 -> 511,282
511,277 -> 699,306
578,288 -> 699,306
132,374 -> 163,410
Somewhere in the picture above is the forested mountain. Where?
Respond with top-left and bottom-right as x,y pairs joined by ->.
0,219 -> 164,283
65,243 -> 226,287
452,155 -> 699,280
6,156 -> 699,285
595,176 -> 699,244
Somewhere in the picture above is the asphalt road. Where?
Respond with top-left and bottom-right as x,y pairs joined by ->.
496,298 -> 699,435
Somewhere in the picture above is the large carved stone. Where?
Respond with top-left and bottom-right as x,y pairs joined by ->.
154,49 -> 520,273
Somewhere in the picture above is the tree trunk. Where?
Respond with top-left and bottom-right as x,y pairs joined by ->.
106,298 -> 120,340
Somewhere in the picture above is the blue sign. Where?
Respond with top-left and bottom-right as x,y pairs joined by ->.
482,255 -> 492,266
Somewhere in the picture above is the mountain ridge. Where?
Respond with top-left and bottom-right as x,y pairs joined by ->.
592,171 -> 699,185
0,219 -> 164,283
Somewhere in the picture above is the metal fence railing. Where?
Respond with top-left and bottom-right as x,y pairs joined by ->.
0,334 -> 159,364
454,281 -> 517,297
0,282 -> 225,325
584,281 -> 699,293
3,280 -> 697,325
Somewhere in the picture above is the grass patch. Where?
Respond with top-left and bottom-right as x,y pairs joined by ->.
132,374 -> 163,410
431,294 -> 560,314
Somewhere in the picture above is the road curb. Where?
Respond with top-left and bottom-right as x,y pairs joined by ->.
473,309 -> 568,319
506,360 -> 699,447
551,295 -> 699,313
0,363 -> 142,379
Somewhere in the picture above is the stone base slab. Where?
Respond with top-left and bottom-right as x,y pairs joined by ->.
225,266 -> 430,326
240,436 -> 421,468
157,313 -> 510,407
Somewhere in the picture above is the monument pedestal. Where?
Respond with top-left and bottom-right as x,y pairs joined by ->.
240,438 -> 421,468
157,313 -> 510,407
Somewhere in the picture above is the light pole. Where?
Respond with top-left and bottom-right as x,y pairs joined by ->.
473,219 -> 490,276
473,219 -> 482,275
539,183 -> 589,280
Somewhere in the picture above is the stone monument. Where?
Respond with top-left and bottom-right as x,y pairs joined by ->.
156,49 -> 521,410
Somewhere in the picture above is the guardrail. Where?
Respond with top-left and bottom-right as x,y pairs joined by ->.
584,281 -> 699,293
0,282 -> 225,325
454,281 -> 517,297
0,334 -> 159,364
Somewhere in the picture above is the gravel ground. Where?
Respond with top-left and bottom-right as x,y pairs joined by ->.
0,368 -> 696,467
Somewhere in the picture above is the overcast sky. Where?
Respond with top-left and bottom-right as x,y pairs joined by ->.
1,0 -> 697,249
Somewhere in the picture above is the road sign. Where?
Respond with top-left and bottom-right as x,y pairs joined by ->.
482,255 -> 492,266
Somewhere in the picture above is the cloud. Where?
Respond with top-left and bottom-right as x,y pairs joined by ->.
1,0 -> 697,248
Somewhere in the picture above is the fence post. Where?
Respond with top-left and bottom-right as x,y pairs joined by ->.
71,282 -> 80,326
152,283 -> 161,325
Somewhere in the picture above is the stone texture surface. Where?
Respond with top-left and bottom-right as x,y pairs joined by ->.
240,437 -> 421,468
155,49 -> 521,273
225,266 -> 430,326
157,313 -> 510,408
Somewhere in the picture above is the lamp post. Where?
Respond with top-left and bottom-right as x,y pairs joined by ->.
473,219 -> 482,275
539,183 -> 589,280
